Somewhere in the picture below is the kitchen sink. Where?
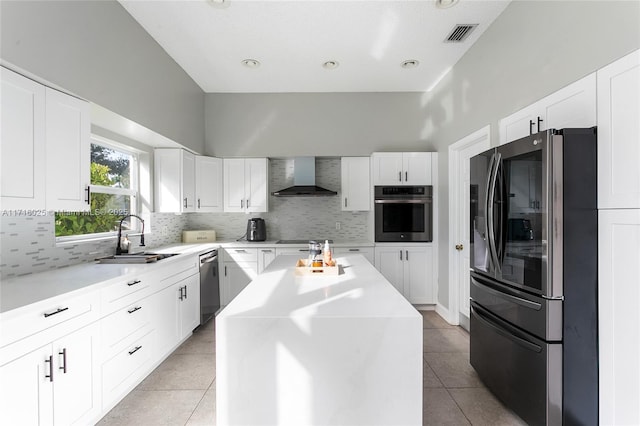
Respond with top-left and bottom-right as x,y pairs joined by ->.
95,252 -> 179,264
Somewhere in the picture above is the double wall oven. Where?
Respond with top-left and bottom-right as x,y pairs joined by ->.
374,185 -> 433,242
469,128 -> 598,425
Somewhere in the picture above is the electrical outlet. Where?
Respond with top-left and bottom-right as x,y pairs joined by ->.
335,222 -> 341,231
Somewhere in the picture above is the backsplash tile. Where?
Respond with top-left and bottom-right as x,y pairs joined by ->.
1,158 -> 370,279
0,213 -> 186,279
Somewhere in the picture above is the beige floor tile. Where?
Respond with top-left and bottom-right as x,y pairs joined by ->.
423,359 -> 444,388
97,390 -> 205,426
423,328 -> 470,353
138,353 -> 216,390
422,388 -> 471,426
186,385 -> 216,426
174,327 -> 216,355
420,310 -> 456,329
448,387 -> 528,426
424,352 -> 484,388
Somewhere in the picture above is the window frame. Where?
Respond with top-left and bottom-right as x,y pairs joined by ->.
55,135 -> 141,244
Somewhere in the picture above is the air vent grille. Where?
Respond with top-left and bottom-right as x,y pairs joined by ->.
445,24 -> 478,43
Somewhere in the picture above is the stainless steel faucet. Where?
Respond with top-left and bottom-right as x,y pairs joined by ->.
116,214 -> 145,255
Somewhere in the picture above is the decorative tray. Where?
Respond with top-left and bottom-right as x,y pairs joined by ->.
295,259 -> 340,275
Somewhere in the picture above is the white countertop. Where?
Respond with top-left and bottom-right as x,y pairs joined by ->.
218,253 -> 417,319
0,243 -> 217,314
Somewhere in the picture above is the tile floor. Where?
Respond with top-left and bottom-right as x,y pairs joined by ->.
98,311 -> 526,426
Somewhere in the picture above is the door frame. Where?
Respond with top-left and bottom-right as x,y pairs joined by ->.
447,125 -> 491,325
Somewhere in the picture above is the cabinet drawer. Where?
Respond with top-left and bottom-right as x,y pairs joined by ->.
157,257 -> 199,289
334,247 -> 374,264
101,275 -> 152,316
102,298 -> 151,356
102,327 -> 155,409
225,248 -> 257,263
0,290 -> 100,349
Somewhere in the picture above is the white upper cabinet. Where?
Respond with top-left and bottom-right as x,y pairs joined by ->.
195,156 -> 223,212
597,49 -> 640,209
223,158 -> 268,213
1,67 -> 46,210
371,152 -> 432,185
45,88 -> 91,212
499,73 -> 596,145
154,149 -> 196,213
341,157 -> 371,211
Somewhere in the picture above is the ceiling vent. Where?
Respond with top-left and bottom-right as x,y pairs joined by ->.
445,24 -> 478,43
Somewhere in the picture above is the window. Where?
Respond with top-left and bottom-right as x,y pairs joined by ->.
55,137 -> 139,241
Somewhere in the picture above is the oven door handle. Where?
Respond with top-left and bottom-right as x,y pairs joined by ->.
471,276 -> 542,311
471,302 -> 542,353
374,199 -> 431,204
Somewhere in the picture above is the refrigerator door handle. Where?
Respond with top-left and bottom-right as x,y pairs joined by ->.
486,153 -> 502,272
471,302 -> 542,353
471,276 -> 542,311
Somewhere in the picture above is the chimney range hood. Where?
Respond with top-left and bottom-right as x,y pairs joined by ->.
271,157 -> 338,197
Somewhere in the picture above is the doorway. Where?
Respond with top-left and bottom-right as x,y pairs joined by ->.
447,125 -> 491,328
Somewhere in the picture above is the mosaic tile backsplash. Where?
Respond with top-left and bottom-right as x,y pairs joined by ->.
0,158 -> 370,279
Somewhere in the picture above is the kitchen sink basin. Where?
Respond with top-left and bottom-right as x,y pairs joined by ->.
95,252 -> 179,264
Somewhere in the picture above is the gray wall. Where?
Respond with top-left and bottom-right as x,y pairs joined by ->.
205,92 -> 433,157
0,0 -> 205,153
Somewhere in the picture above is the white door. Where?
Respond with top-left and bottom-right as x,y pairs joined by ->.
195,156 -> 223,212
374,246 -> 405,294
0,67 -> 46,210
45,88 -> 90,212
449,126 -> 491,322
223,158 -> 246,212
245,158 -> 268,212
53,323 -> 100,426
0,344 -> 53,425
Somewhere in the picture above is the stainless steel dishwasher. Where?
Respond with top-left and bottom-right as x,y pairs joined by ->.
199,249 -> 220,325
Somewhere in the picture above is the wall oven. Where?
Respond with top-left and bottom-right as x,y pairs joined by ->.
374,185 -> 432,242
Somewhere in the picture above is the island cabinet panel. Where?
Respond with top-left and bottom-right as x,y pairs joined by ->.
216,254 -> 423,426
0,322 -> 101,426
374,244 -> 436,304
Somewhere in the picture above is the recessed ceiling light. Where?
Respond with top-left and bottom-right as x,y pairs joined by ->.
323,60 -> 340,70
401,60 -> 420,69
241,59 -> 260,68
435,0 -> 459,9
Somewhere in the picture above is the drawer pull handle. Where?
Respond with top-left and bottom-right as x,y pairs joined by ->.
235,249 -> 247,253
128,345 -> 142,355
45,355 -> 53,382
348,249 -> 360,252
128,306 -> 142,314
262,249 -> 273,253
59,348 -> 67,373
43,307 -> 69,318
127,279 -> 142,286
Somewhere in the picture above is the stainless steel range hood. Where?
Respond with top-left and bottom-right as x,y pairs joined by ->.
271,157 -> 338,197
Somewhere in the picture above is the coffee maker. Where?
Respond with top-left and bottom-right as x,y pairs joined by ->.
246,218 -> 266,241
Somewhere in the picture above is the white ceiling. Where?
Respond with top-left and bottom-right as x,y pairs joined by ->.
119,0 -> 511,93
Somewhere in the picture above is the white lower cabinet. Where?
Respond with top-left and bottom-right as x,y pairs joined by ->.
598,209 -> 640,425
0,322 -> 101,426
221,248 -> 262,305
258,247 -> 277,273
374,244 -> 436,304
333,247 -> 374,264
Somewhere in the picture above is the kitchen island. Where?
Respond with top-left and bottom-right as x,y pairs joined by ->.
216,253 -> 422,425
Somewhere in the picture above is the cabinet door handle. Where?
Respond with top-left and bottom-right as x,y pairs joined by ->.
406,250 -> 409,261
43,307 -> 69,318
85,186 -> 91,205
529,119 -> 535,135
241,199 -> 244,208
184,198 -> 188,208
128,345 -> 142,356
128,306 -> 142,314
127,279 -> 142,286
398,171 -> 402,182
405,171 -> 408,182
45,355 -> 53,382
197,198 -> 201,209
344,198 -> 348,208
184,285 -> 188,299
246,199 -> 250,208
537,116 -> 543,131
59,348 -> 67,374
224,265 -> 227,276
400,250 -> 403,261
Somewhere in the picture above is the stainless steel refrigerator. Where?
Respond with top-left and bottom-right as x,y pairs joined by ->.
469,128 -> 598,426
